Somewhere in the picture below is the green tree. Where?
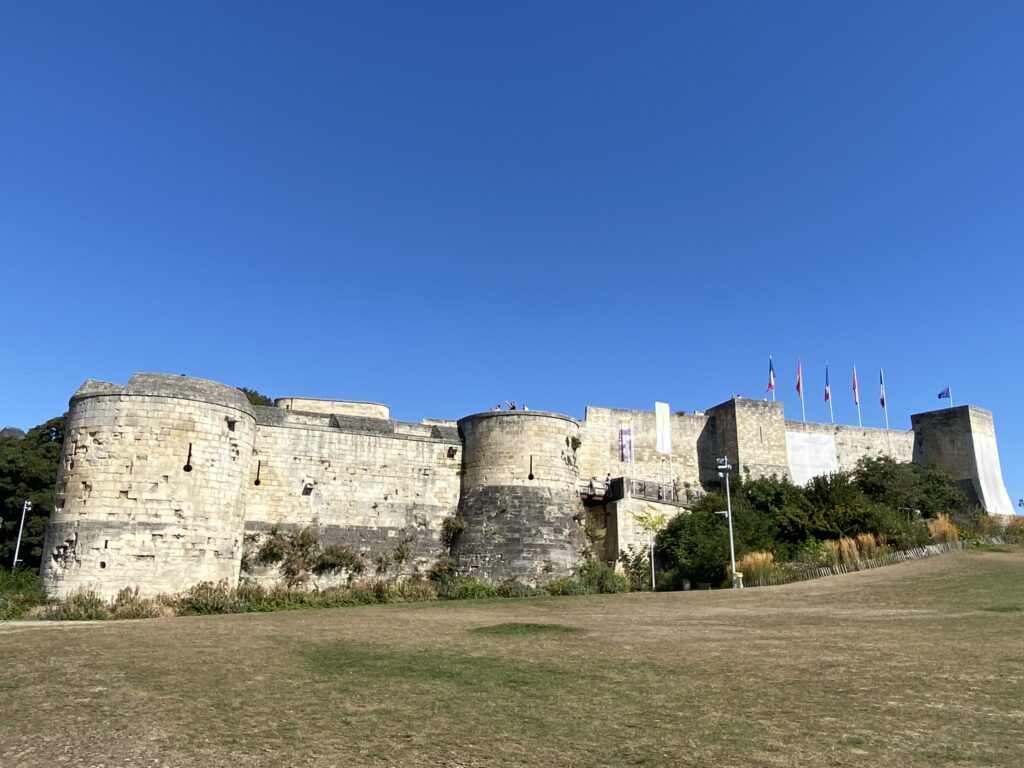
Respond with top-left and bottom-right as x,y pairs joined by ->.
237,387 -> 273,407
853,457 -> 966,519
0,415 -> 66,571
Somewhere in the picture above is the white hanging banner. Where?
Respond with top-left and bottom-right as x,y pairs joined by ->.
618,422 -> 633,463
655,402 -> 671,455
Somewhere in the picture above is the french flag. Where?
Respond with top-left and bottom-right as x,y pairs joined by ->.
824,364 -> 831,402
852,366 -> 860,406
796,359 -> 803,396
767,357 -> 776,392
880,368 -> 887,408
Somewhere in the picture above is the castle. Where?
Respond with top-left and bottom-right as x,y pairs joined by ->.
40,373 -> 1015,599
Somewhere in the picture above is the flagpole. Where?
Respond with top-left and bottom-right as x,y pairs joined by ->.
853,365 -> 862,427
826,362 -> 834,424
881,368 -> 891,454
797,358 -> 806,422
949,387 -> 954,407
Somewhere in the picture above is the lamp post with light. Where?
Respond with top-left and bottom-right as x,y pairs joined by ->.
716,458 -> 741,588
12,500 -> 31,573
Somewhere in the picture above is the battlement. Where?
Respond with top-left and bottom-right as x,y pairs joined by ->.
40,373 -> 1016,599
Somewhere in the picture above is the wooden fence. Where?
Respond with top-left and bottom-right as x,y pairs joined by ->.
742,540 -> 969,588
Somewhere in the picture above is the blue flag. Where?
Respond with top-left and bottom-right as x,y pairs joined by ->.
938,386 -> 951,400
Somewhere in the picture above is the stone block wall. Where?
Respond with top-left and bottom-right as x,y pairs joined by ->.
912,406 -> 1015,516
41,375 -> 256,600
274,397 -> 390,419
784,421 -> 914,485
708,398 -> 790,480
243,411 -> 461,586
39,373 -> 1017,600
576,406 -> 707,496
452,411 -> 586,583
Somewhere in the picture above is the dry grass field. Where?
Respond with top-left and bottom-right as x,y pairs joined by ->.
1,547 -> 1022,768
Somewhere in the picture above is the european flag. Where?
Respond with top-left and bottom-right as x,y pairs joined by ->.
938,386 -> 951,400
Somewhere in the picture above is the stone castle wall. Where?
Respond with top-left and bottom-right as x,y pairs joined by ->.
39,375 -> 1017,598
912,406 -> 1015,516
576,406 -> 709,494
41,375 -> 256,600
452,411 -> 587,583
243,409 -> 461,585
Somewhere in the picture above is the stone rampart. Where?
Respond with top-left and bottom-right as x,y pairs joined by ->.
244,412 -> 461,585
41,374 -> 256,600
784,421 -> 914,485
38,374 -> 1017,599
452,411 -> 586,583
577,406 -> 707,498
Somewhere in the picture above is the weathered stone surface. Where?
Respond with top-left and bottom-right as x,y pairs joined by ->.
38,374 -> 1016,600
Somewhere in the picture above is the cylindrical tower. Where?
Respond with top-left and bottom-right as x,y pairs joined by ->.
41,374 -> 256,600
452,410 -> 586,583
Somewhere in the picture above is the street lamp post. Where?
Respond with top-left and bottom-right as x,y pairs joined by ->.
716,458 -> 741,589
12,500 -> 31,573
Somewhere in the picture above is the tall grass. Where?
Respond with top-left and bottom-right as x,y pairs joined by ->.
856,533 -> 880,560
928,514 -> 960,543
735,551 -> 779,583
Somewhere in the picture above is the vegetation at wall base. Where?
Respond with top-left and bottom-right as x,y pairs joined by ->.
654,457 -> 995,589
0,569 -> 47,620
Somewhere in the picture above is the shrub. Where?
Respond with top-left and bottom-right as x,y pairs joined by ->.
619,545 -> 652,591
579,558 -> 630,594
437,577 -> 496,600
1001,516 -> 1024,543
542,577 -> 589,596
110,586 -> 174,619
427,554 -> 457,583
313,543 -> 365,578
0,569 -> 46,620
441,516 -> 467,547
928,514 -> 959,543
793,539 -> 829,566
495,579 -> 542,598
176,580 -> 245,615
39,589 -> 111,621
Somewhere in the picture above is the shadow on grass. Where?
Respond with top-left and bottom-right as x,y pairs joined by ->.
472,622 -> 581,637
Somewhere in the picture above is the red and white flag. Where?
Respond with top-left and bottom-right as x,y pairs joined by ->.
852,366 -> 860,406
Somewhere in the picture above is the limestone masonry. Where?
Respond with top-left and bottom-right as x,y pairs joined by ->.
41,373 -> 1016,599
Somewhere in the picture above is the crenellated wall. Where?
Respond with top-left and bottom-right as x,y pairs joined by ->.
39,375 -> 1017,598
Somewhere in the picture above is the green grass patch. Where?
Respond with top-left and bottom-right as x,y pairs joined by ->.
974,544 -> 1010,553
981,605 -> 1022,612
471,622 -> 581,636
3,548 -> 1024,768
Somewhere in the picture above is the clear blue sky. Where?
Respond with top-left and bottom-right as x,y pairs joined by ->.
2,3 -> 1021,511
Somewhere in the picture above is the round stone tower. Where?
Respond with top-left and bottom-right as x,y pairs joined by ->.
451,410 -> 586,583
41,374 -> 257,600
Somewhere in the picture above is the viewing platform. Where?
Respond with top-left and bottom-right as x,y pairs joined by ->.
580,476 -> 695,508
